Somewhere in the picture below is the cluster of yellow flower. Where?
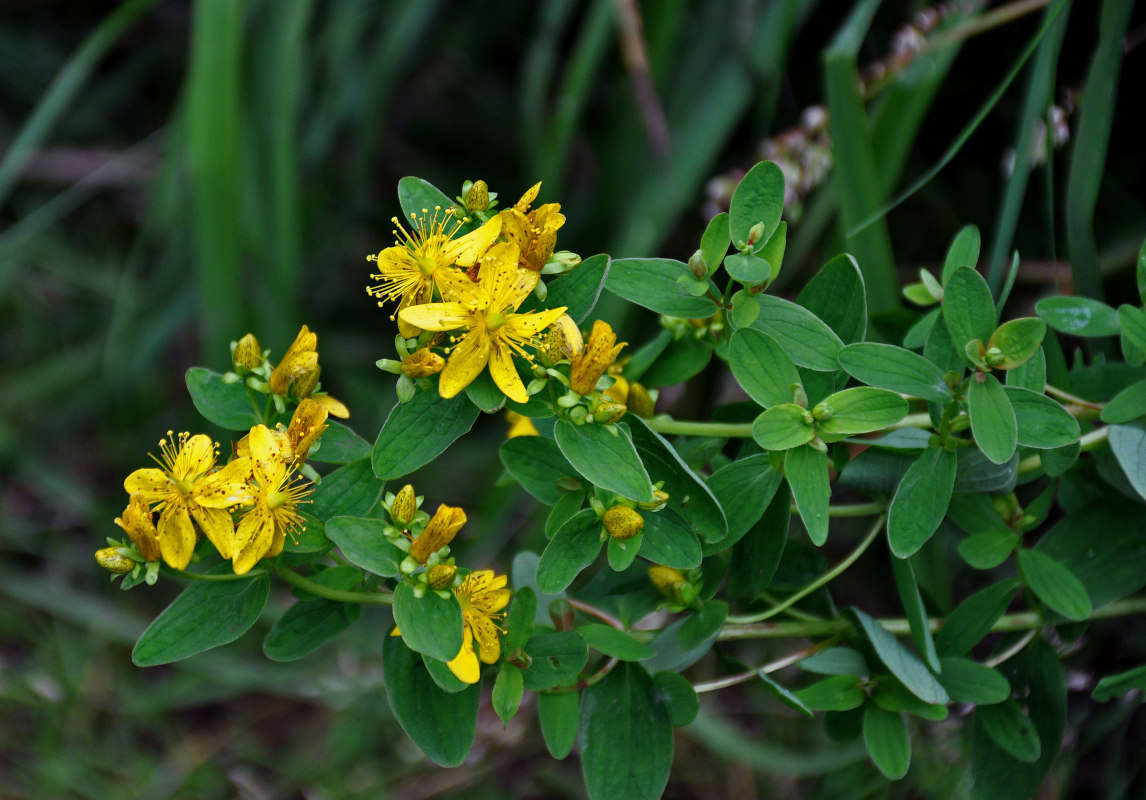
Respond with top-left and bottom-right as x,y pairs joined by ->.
367,184 -> 570,404
99,396 -> 332,582
384,484 -> 510,684
231,325 -> 349,419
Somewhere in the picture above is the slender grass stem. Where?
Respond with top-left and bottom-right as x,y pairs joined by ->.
269,565 -> 394,605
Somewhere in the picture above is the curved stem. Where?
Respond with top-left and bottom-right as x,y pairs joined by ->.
1044,383 -> 1104,411
985,629 -> 1038,668
693,637 -> 841,694
567,598 -> 625,630
726,513 -> 886,625
163,565 -> 267,581
270,565 -> 394,605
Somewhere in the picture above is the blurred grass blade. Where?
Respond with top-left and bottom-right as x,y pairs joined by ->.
0,0 -> 160,208
847,0 -> 1069,240
824,0 -> 898,312
986,1 -> 1072,290
187,0 -> 245,356
1065,0 -> 1134,301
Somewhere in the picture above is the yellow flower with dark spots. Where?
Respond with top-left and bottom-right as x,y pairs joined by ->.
124,433 -> 251,569
447,570 -> 512,684
233,424 -> 312,575
410,504 -> 466,564
570,320 -> 626,395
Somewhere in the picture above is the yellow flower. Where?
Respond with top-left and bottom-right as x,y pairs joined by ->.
447,570 -> 512,684
498,182 -> 565,273
570,320 -> 626,395
268,325 -> 319,396
236,398 -> 329,467
233,425 -> 312,575
399,242 -> 567,403
114,493 -> 162,562
124,433 -> 251,569
538,313 -> 584,365
410,504 -> 466,564
367,211 -> 502,338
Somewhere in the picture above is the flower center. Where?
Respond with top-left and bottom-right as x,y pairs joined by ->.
267,490 -> 288,510
173,478 -> 194,497
485,311 -> 508,331
415,255 -> 438,276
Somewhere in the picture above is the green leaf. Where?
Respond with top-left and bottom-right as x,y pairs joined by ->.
639,510 -> 702,570
539,690 -> 580,759
464,369 -> 506,413
547,492 -> 585,539
652,671 -> 700,726
752,404 -> 815,451
942,224 -> 982,282
793,675 -> 866,711
699,212 -> 731,274
786,444 -> 830,546
382,633 -> 478,767
957,530 -> 1019,570
943,266 -> 997,359
729,160 -> 784,250
729,328 -> 802,408
816,387 -> 908,435
1003,386 -> 1080,448
937,657 -> 1011,705
837,343 -> 952,402
422,654 -> 470,694
759,222 -> 788,285
977,700 -> 1041,763
934,579 -> 1019,657
987,317 -> 1046,369
607,532 -> 641,571
1006,346 -> 1047,392
1093,663 -> 1146,702
757,671 -> 813,717
580,662 -> 673,800
493,662 -> 524,728
1101,378 -> 1146,423
133,571 -> 269,666
555,421 -> 654,503
263,599 -> 360,662
396,176 -> 454,220
310,459 -> 384,520
372,389 -> 479,480
705,454 -> 782,549
283,512 -> 330,555
1108,422 -> 1146,502
727,487 -> 789,597
752,295 -> 845,371
500,435 -> 582,505
1118,304 -> 1146,363
325,516 -> 403,576
864,705 -> 910,780
392,581 -> 464,662
309,421 -> 371,464
185,367 -> 260,431
1037,498 -> 1146,606
731,291 -> 761,328
968,372 -> 1018,464
797,253 -> 867,344
678,601 -> 728,650
850,608 -> 949,705
954,447 -> 1018,493
578,623 -> 655,661
638,336 -> 712,388
1016,548 -> 1092,621
724,252 -> 772,283
522,630 -> 589,691
887,447 -> 957,558
1035,296 -> 1120,337
606,258 -> 718,318
544,253 -> 610,324
643,616 -> 720,675
800,647 -> 870,677
537,509 -> 604,594
871,679 -> 948,721
503,587 -> 536,656
891,558 -> 940,672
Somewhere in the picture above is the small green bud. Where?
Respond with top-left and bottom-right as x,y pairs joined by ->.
688,249 -> 708,278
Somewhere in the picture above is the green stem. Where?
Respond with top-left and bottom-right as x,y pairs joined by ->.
1017,425 -> 1109,475
725,513 -> 886,625
163,565 -> 267,581
644,418 -> 754,438
720,596 -> 1146,641
693,636 -> 842,694
270,565 -> 394,605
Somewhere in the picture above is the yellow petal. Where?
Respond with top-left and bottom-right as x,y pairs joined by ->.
193,457 -> 252,509
245,425 -> 280,487
191,504 -> 236,560
399,302 -> 474,332
439,327 -> 490,399
468,613 -> 503,664
157,503 -> 196,570
124,468 -> 168,499
515,181 -> 542,212
488,337 -> 529,404
446,215 -> 502,267
234,505 -> 275,574
312,393 -> 350,420
175,434 -> 217,480
446,627 -> 481,684
504,305 -> 569,337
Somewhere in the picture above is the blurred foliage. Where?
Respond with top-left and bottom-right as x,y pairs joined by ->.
2,0 -> 1145,797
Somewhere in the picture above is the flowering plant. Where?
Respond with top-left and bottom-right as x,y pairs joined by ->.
99,165 -> 1146,800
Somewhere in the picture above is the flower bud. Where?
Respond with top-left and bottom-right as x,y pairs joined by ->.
603,505 -> 644,540
427,563 -> 458,590
232,333 -> 263,371
540,314 -> 584,364
114,493 -> 161,562
625,382 -> 656,418
638,489 -> 670,512
95,547 -> 135,574
746,221 -> 767,248
570,321 -> 626,395
592,401 -> 627,424
390,484 -> 417,525
688,249 -> 708,278
401,348 -> 446,378
268,325 -> 318,395
410,504 -> 467,564
286,398 -> 329,463
648,565 -> 693,606
293,364 -> 321,399
464,179 -> 490,212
